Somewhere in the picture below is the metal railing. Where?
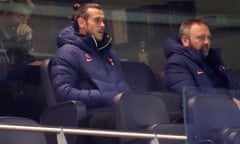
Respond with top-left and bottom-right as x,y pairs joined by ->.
0,124 -> 186,141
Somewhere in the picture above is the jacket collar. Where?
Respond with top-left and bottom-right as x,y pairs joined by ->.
74,31 -> 112,53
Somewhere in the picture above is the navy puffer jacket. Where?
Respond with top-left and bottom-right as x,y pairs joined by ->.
51,25 -> 131,113
163,37 -> 240,94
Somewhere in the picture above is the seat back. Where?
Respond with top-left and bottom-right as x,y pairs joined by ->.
40,100 -> 87,144
114,92 -> 170,131
40,58 -> 56,107
150,92 -> 183,122
120,61 -> 161,92
0,116 -> 47,144
114,93 -> 188,144
40,58 -> 87,144
186,95 -> 240,144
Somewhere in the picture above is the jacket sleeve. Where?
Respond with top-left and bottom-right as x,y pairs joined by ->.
164,56 -> 197,94
50,46 -> 103,108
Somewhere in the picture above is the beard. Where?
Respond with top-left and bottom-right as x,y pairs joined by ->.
189,40 -> 210,56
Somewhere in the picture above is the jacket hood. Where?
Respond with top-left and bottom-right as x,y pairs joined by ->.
163,37 -> 186,58
57,25 -> 79,48
164,37 -> 206,63
56,25 -> 112,53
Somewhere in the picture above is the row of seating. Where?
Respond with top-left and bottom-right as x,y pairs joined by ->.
1,59 -> 240,144
2,91 -> 240,144
38,58 -> 240,144
39,58 -> 185,144
0,59 -> 182,143
2,93 -> 240,144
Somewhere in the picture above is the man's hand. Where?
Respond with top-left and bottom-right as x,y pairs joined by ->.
233,97 -> 240,110
16,24 -> 32,40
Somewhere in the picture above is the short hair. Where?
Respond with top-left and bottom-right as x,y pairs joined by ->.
179,18 -> 208,37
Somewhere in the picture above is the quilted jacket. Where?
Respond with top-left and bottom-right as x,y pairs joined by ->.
51,25 -> 131,113
163,37 -> 240,94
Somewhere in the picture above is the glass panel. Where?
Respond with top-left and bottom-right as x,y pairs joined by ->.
183,87 -> 240,144
0,0 -> 240,124
1,1 -> 240,75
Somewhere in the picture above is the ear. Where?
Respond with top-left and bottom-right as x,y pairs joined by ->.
181,35 -> 190,48
77,17 -> 86,29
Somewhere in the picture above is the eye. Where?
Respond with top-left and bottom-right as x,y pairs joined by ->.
197,35 -> 211,41
17,14 -> 29,20
94,18 -> 105,24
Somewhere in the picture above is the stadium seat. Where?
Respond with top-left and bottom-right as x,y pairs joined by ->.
120,60 -> 183,123
186,93 -> 240,144
120,61 -> 161,92
39,58 -> 87,144
150,92 -> 183,123
114,92 -> 185,144
0,116 -> 47,144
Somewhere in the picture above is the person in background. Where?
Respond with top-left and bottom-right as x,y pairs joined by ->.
0,0 -> 35,67
51,2 -> 131,144
163,18 -> 240,94
0,0 -> 36,117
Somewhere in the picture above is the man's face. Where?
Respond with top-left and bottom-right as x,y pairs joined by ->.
7,12 -> 30,27
183,23 -> 211,56
80,8 -> 105,41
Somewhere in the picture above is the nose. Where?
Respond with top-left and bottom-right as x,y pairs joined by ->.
19,15 -> 30,24
100,21 -> 105,28
203,37 -> 210,44
22,17 -> 29,24
21,19 -> 27,24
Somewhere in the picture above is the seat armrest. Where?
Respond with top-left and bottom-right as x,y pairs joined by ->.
147,123 -> 185,135
148,92 -> 184,123
198,140 -> 215,144
40,100 -> 86,127
40,100 -> 87,144
221,128 -> 240,144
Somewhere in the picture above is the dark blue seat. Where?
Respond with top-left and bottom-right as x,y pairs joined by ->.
0,116 -> 47,144
114,92 -> 185,144
39,58 -> 87,144
120,61 -> 162,92
185,92 -> 240,144
120,61 -> 183,123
